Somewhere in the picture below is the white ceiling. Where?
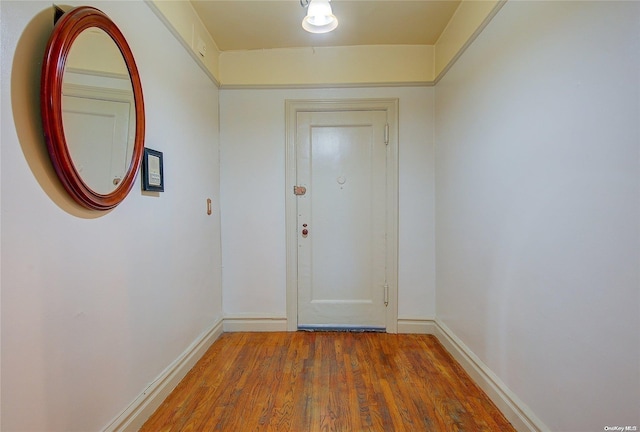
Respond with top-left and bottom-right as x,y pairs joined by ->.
190,1 -> 462,51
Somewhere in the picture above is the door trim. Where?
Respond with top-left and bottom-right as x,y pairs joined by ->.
285,99 -> 399,333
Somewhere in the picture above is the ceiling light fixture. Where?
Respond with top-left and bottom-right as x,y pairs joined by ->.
301,0 -> 338,34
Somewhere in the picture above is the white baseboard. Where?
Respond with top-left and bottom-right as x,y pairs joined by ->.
433,319 -> 549,432
397,318 -> 438,334
103,319 -> 224,432
223,315 -> 288,332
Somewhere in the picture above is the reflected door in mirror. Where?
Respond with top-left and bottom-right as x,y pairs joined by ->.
62,27 -> 135,195
62,96 -> 131,193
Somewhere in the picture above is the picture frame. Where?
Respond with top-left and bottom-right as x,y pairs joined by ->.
142,148 -> 164,192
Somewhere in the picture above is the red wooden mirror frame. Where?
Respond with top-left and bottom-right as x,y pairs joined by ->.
41,6 -> 145,210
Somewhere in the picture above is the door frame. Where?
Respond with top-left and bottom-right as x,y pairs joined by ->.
284,99 -> 399,333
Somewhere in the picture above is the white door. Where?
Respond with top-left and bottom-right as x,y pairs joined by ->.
62,95 -> 133,194
296,110 -> 388,329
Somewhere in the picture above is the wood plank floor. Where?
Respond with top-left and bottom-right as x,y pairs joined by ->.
140,332 -> 515,431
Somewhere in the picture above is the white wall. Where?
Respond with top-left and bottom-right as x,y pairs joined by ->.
220,86 -> 435,322
0,1 -> 222,430
435,1 -> 639,430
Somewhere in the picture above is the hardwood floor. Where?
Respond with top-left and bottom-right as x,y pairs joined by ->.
140,332 -> 515,431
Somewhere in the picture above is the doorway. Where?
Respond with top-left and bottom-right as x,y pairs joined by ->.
285,99 -> 398,332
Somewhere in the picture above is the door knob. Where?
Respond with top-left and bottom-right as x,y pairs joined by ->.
302,228 -> 309,236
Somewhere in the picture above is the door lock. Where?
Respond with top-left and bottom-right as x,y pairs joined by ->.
302,224 -> 309,236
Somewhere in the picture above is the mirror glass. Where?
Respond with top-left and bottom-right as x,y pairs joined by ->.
62,28 -> 135,195
41,6 -> 145,210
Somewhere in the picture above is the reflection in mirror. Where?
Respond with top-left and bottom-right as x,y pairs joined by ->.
62,28 -> 135,195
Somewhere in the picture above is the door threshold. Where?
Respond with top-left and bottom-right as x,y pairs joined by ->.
298,325 -> 385,333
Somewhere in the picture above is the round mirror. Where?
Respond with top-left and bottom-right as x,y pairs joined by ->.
41,6 -> 145,210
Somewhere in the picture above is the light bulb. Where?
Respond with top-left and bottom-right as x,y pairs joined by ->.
302,0 -> 338,34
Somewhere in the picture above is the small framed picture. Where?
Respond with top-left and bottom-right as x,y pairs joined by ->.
142,148 -> 164,192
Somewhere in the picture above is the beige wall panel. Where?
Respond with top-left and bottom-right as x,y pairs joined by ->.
220,45 -> 435,87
